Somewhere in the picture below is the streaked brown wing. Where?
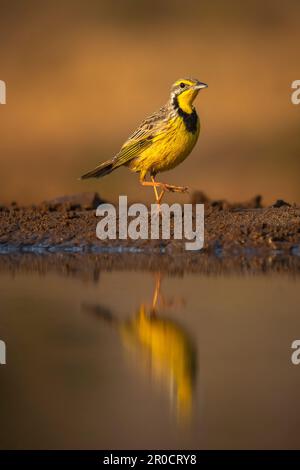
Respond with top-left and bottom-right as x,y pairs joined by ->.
112,138 -> 153,168
112,106 -> 169,168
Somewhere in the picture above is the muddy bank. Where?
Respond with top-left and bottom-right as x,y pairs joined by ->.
1,192 -> 300,257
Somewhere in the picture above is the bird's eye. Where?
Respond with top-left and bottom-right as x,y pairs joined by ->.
180,82 -> 186,88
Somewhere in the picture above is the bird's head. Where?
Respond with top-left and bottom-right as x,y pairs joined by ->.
170,78 -> 208,113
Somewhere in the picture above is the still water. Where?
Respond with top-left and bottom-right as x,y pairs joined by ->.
0,265 -> 300,449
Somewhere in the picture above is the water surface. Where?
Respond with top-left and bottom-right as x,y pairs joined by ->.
0,266 -> 300,449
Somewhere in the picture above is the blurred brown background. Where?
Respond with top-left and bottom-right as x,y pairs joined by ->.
1,0 -> 300,205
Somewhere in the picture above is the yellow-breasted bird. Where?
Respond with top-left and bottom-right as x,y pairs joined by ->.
82,274 -> 196,420
81,78 -> 208,204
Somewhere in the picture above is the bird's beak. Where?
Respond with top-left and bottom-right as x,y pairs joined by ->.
194,82 -> 208,90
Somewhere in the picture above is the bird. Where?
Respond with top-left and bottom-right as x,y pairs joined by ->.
81,78 -> 208,204
82,273 -> 197,419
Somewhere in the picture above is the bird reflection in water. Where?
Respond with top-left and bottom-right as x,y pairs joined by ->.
83,274 -> 197,421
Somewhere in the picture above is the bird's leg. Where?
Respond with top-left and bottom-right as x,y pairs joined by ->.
160,183 -> 189,193
150,176 -> 160,203
151,176 -> 166,205
140,175 -> 165,204
151,272 -> 184,311
157,188 -> 166,204
151,273 -> 162,316
140,176 -> 188,204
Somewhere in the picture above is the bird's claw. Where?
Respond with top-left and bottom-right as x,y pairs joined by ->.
163,184 -> 189,193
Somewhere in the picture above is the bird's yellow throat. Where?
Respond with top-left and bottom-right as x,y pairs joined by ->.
176,88 -> 199,114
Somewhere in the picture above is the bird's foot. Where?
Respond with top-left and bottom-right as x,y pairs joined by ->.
162,184 -> 189,193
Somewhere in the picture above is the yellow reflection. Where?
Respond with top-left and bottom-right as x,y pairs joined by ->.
83,274 -> 196,421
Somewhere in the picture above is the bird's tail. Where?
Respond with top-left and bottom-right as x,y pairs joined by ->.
80,159 -> 114,179
81,303 -> 118,326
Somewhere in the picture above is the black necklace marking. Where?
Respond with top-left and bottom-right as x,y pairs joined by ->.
172,96 -> 198,134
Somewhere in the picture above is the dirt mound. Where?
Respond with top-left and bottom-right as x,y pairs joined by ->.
0,192 -> 299,256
